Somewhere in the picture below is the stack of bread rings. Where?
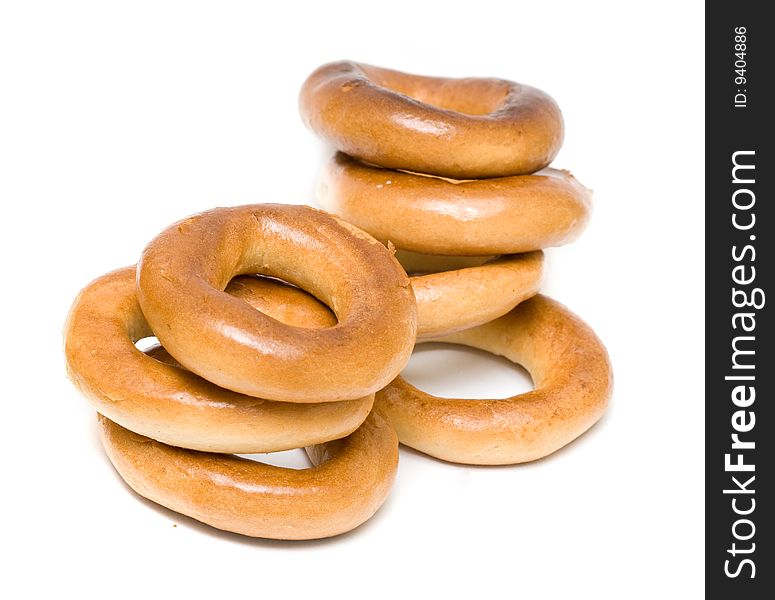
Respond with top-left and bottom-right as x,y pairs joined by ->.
65,204 -> 415,540
64,60 -> 612,542
300,61 -> 612,464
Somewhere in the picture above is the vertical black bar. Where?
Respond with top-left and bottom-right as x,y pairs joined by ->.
706,2 -> 773,597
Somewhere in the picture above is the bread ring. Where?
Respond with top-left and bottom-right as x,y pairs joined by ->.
64,267 -> 374,453
401,251 -> 544,339
98,411 -> 398,540
300,61 -> 563,178
136,204 -> 417,403
374,295 -> 612,465
317,153 -> 591,255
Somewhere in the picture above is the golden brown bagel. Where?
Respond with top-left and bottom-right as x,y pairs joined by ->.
98,411 -> 398,540
64,267 -> 374,453
374,295 -> 612,465
401,251 -> 544,339
136,204 -> 417,403
300,61 -> 563,178
317,154 -> 591,255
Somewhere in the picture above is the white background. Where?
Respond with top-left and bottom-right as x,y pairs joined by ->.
1,1 -> 704,598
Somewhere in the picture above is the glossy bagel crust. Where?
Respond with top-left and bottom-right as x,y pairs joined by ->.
64,266 -> 374,453
136,204 -> 417,403
98,411 -> 398,540
402,251 -> 544,339
317,153 -> 592,255
374,295 -> 612,465
300,61 -> 564,178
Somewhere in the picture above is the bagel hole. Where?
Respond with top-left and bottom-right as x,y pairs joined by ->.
227,275 -> 338,329
403,343 -> 533,399
361,67 -> 509,115
237,449 -> 313,470
135,336 -> 160,352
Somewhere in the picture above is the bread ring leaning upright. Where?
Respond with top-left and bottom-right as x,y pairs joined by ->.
136,204 -> 417,404
300,61 -> 564,178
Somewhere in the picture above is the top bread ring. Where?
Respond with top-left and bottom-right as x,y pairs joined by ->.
299,61 -> 564,178
137,204 -> 417,403
317,153 -> 591,255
